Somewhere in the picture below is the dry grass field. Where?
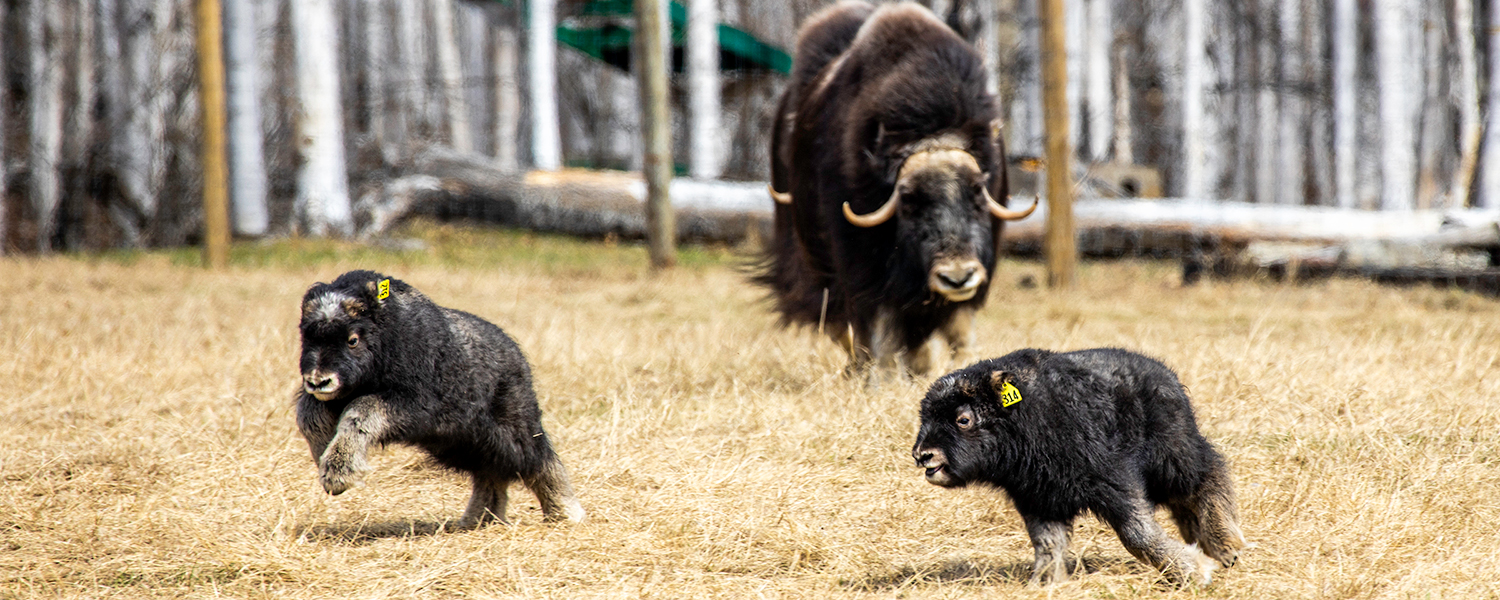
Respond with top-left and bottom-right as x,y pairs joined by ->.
3,221 -> 1498,599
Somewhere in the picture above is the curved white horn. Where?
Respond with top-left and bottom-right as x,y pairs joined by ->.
843,187 -> 901,227
768,185 -> 793,205
983,188 -> 1038,221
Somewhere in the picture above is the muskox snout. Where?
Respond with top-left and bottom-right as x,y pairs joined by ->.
913,445 -> 958,486
929,258 -> 987,301
303,370 -> 341,401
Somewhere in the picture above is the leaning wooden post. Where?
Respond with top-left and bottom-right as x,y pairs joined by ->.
198,0 -> 231,269
636,0 -> 676,268
1039,0 -> 1074,287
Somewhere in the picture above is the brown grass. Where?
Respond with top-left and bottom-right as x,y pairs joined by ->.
3,222 -> 1498,599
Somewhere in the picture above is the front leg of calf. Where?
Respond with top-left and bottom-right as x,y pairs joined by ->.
1023,514 -> 1074,586
1104,497 -> 1217,586
318,396 -> 390,496
458,474 -> 512,528
295,396 -> 340,462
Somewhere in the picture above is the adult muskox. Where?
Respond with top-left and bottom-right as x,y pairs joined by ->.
759,1 -> 1035,381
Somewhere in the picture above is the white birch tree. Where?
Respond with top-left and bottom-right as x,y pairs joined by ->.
362,0 -> 392,164
1375,0 -> 1414,210
530,0 -> 562,170
223,0 -> 269,236
1331,0 -> 1357,208
290,0 -> 353,235
1181,0 -> 1206,199
1276,0 -> 1304,205
688,0 -> 722,180
1453,0 -> 1480,207
1007,0 -> 1043,157
25,0 -> 65,251
433,0 -> 472,153
1083,0 -> 1111,161
494,22 -> 521,171
1480,0 -> 1500,208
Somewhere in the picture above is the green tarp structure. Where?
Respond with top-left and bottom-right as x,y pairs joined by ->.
556,0 -> 791,75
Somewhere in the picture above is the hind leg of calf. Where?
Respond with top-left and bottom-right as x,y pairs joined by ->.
1104,498 -> 1217,586
458,474 -> 512,528
1187,464 -> 1247,568
523,456 -> 585,523
1023,514 -> 1073,586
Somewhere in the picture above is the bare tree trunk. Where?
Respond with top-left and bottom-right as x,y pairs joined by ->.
1008,0 -> 1042,156
1064,0 -> 1082,156
361,0 -> 392,165
1479,0 -> 1500,208
1111,32 -> 1132,165
290,0 -> 353,235
117,0 -> 171,236
432,0 -> 472,153
1375,0 -> 1415,210
25,0 -> 65,252
1453,0 -> 1480,207
0,1 -> 8,255
530,0 -> 562,170
1276,0 -> 1304,205
637,0 -> 674,268
494,22 -> 521,171
1181,0 -> 1205,199
1331,0 -> 1357,208
1414,1 -> 1446,209
687,0 -> 722,180
1083,0 -> 1111,161
394,0 -> 426,150
224,0 -> 269,236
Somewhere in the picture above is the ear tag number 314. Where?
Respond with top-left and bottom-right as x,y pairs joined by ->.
1000,382 -> 1022,407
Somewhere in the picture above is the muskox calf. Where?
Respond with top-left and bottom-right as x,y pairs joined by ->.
912,348 -> 1245,586
296,270 -> 584,527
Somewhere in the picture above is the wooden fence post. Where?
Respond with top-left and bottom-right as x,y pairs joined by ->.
1039,0 -> 1075,287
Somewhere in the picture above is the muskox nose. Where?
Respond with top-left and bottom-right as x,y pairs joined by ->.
929,258 -> 987,301
914,448 -> 934,466
305,375 -> 332,389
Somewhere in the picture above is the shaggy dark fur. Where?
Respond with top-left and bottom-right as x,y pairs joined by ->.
758,1 -> 1014,380
295,270 -> 584,527
912,348 -> 1246,586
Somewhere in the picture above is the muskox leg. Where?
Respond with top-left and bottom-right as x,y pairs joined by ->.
906,336 -> 943,376
521,454 -> 586,523
1182,462 -> 1247,568
317,396 -> 390,496
1103,497 -> 1218,586
458,473 -> 512,528
1023,514 -> 1074,586
865,306 -> 904,384
295,395 -> 340,462
938,306 -> 976,368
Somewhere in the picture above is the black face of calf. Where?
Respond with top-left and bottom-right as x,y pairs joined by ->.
911,368 -> 1011,487
298,282 -> 383,402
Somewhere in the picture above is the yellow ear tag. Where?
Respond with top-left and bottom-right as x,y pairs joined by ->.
1000,381 -> 1022,407
377,279 -> 390,300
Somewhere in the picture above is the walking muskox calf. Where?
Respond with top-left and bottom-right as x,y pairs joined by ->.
295,270 -> 584,527
912,348 -> 1245,586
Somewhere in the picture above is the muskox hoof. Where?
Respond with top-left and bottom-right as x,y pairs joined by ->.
319,467 -> 364,496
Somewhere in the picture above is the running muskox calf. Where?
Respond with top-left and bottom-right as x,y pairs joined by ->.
912,348 -> 1245,586
295,270 -> 584,527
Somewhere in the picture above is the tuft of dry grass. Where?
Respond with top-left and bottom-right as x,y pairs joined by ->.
2,222 -> 1498,599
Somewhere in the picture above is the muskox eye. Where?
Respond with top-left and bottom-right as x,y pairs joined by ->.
347,333 -> 360,349
956,409 -> 975,430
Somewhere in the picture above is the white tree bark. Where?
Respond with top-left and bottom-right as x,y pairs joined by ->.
290,0 -> 353,236
688,0 -> 722,180
976,0 -> 999,95
1375,0 -> 1414,210
224,0 -> 269,236
1479,0 -> 1500,208
1083,0 -> 1111,161
494,23 -> 521,171
1181,0 -> 1205,199
432,0 -> 472,153
529,0 -> 562,170
1111,33 -> 1132,165
1453,0 -> 1480,207
1064,0 -> 1083,154
1276,0 -> 1304,205
1331,0 -> 1357,208
394,0 -> 426,149
25,0 -> 65,251
362,0 -> 393,165
117,0 -> 172,227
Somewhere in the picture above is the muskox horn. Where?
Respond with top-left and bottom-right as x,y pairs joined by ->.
982,188 -> 1039,221
843,187 -> 901,227
768,185 -> 793,205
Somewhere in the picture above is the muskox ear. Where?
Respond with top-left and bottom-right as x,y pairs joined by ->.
363,278 -> 392,309
989,370 -> 1023,407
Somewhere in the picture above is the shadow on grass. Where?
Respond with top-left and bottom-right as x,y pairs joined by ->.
296,519 -> 465,545
845,555 -> 1137,591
